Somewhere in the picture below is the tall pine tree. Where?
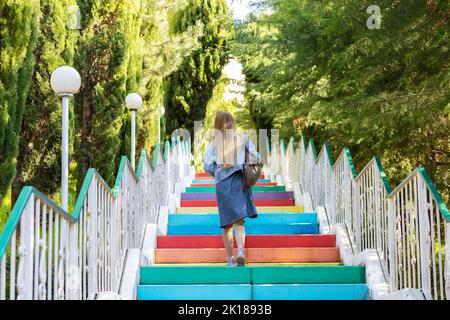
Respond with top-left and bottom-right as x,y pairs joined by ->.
13,0 -> 79,201
165,0 -> 232,138
74,0 -> 137,186
0,0 -> 40,200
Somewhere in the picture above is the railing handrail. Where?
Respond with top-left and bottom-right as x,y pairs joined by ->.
0,187 -> 73,258
297,136 -> 449,222
0,141 -> 173,264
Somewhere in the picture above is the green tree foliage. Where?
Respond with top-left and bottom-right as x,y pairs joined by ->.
13,0 -> 79,200
233,0 -> 450,202
0,0 -> 232,204
0,0 -> 40,200
74,0 -> 138,186
165,0 -> 233,138
131,0 -> 204,154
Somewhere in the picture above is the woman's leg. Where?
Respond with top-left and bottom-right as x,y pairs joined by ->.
222,225 -> 234,264
234,219 -> 246,250
234,219 -> 246,266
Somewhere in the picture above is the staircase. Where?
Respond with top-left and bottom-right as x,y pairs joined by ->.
137,172 -> 369,300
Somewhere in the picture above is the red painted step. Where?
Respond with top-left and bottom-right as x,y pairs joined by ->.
190,182 -> 277,187
157,235 -> 337,249
196,172 -> 213,178
181,199 -> 295,207
196,172 -> 265,179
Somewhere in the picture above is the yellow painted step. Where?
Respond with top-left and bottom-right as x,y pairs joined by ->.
176,206 -> 305,214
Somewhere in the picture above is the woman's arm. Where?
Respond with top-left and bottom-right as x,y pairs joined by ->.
203,143 -> 217,178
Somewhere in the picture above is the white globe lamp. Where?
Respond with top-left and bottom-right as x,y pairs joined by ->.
50,66 -> 81,96
126,93 -> 143,111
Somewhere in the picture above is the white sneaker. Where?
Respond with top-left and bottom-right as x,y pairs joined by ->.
227,256 -> 236,267
236,248 -> 246,266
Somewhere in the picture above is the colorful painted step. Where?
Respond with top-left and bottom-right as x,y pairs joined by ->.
181,199 -> 295,207
169,213 -> 316,225
137,284 -> 252,300
192,179 -> 272,184
157,235 -> 337,249
196,172 -> 212,178
252,284 -> 368,300
176,206 -> 304,214
155,247 -> 339,263
190,182 -> 277,187
185,186 -> 286,193
167,223 -> 319,235
139,266 -> 365,285
181,191 -> 294,200
140,266 -> 251,284
251,266 -> 365,284
196,172 -> 265,179
153,262 -> 344,267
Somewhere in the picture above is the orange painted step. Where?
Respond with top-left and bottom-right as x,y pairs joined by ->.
155,248 -> 340,263
157,235 -> 337,248
196,172 -> 265,179
190,182 -> 277,187
181,199 -> 295,207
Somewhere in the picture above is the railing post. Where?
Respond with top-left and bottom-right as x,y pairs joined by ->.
374,175 -> 382,253
445,221 -> 450,300
67,222 -> 79,300
388,196 -> 397,292
330,169 -> 336,226
87,180 -> 98,298
417,175 -> 432,299
20,194 -> 35,300
110,191 -> 119,293
354,179 -> 362,253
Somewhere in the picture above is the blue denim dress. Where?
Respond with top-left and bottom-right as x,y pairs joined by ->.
203,138 -> 261,228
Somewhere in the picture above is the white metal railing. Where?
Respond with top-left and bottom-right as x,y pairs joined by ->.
0,139 -> 191,300
270,136 -> 450,300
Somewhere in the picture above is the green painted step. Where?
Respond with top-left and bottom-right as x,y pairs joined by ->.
251,266 -> 365,284
139,266 -> 365,285
186,186 -> 286,193
140,266 -> 251,284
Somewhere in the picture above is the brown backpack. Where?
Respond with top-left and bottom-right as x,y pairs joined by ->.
242,137 -> 263,191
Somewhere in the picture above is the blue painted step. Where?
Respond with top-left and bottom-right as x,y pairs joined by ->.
167,223 -> 319,235
169,213 -> 318,226
137,284 -> 369,300
137,284 -> 252,300
253,284 -> 369,300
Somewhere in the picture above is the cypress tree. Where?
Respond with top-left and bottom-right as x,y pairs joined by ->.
74,0 -> 135,186
118,0 -> 205,163
13,0 -> 79,201
165,0 -> 232,137
0,0 -> 40,200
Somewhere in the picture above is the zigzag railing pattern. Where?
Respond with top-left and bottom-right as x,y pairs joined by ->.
0,138 -> 191,300
269,136 -> 450,300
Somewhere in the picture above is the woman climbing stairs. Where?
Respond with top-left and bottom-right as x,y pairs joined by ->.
137,173 -> 369,300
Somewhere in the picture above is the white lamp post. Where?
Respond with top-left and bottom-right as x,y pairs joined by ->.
50,66 -> 81,211
126,93 -> 143,170
158,104 -> 166,144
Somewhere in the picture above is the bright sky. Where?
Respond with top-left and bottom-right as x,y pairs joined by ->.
227,0 -> 253,20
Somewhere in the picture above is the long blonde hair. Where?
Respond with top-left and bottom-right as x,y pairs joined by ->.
213,111 -> 243,169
